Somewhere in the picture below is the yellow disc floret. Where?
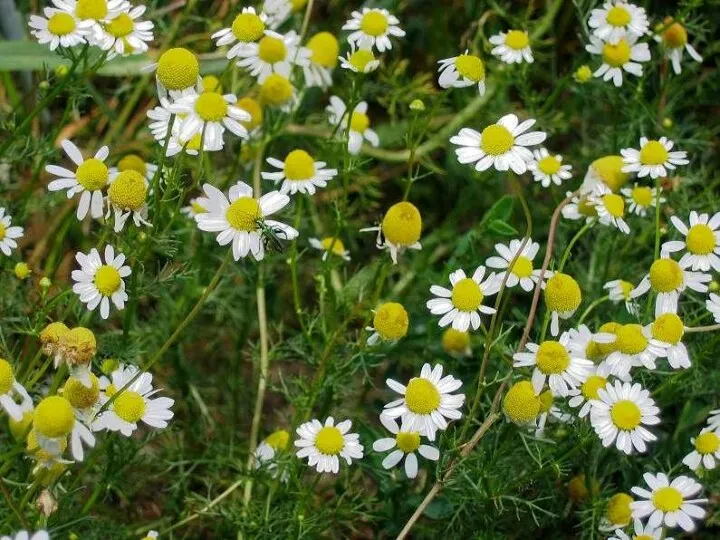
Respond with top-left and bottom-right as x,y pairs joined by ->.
350,112 -> 370,133
581,375 -> 607,400
605,493 -> 633,526
574,65 -> 592,83
347,49 -> 376,71
75,0 -> 107,20
538,156 -> 561,175
75,158 -> 108,191
451,278 -> 484,312
40,322 -> 69,356
63,374 -> 100,410
108,170 -> 147,211
94,265 -> 122,296
606,6 -> 631,27
652,313 -> 684,344
591,155 -> 629,192
59,327 -> 96,365
596,322 -> 621,356
481,124 -> 514,156
382,202 -> 422,246
117,154 -> 147,176
610,400 -> 642,430
603,193 -> 625,218
405,378 -> 440,415
511,256 -> 534,278
260,73 -> 293,106
194,92 -> 228,122
652,486 -> 683,512
505,30 -> 529,50
649,258 -> 683,292
686,224 -> 716,255
360,11 -> 388,36
307,32 -> 339,68
614,324 -> 648,355
545,273 -> 582,314
0,358 -> 15,395
373,302 -> 409,341
265,429 -> 290,450
106,12 -> 134,38
237,97 -> 263,130
442,328 -> 470,355
395,431 -> 421,453
631,186 -> 653,207
34,396 -> 75,438
602,39 -> 631,67
455,54 -> 485,82
113,391 -> 146,423
315,426 -> 344,455
639,140 -> 669,166
283,150 -> 315,181
503,380 -> 540,423
536,341 -> 570,374
662,19 -> 688,48
231,12 -> 265,43
226,197 -> 260,231
568,474 -> 591,503
156,48 -> 199,91
578,196 -> 599,217
257,35 -> 287,63
320,237 -> 346,256
695,431 -> 720,455
48,12 -> 76,35
201,75 -> 222,94
538,389 -> 553,413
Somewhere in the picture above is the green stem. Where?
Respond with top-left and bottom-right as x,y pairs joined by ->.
558,220 -> 593,273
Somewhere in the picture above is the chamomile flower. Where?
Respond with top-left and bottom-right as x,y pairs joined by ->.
32,395 -> 75,456
450,114 -> 546,174
55,327 -> 96,385
683,427 -> 720,471
609,520 -> 671,540
360,201 -> 422,264
489,30 -> 533,64
707,293 -> 720,323
604,279 -> 638,315
180,198 -> 207,219
63,373 -> 101,426
649,308 -> 690,369
588,1 -> 649,44
255,429 -> 290,480
426,267 -> 500,332
94,5 -> 153,57
38,321 -> 69,357
589,184 -> 630,234
0,208 -> 24,257
630,473 -> 707,531
195,181 -> 298,261
621,183 -> 663,217
590,381 -> 660,454
383,363 -> 465,441
0,530 -> 49,540
28,7 -> 93,50
261,150 -> 337,196
534,389 -> 573,437
582,155 -> 631,193
604,323 -> 666,377
655,18 -> 703,75
294,416 -> 364,474
258,64 -> 297,111
566,324 -> 617,364
366,302 -> 409,346
527,148 -> 573,187
437,51 -> 486,95
663,211 -> 720,272
502,380 -> 541,425
621,137 -> 688,179
485,239 -> 546,292
326,96 -> 380,155
53,0 -> 130,25
586,35 -> 650,87
168,91 -> 251,148
441,328 -> 472,358
342,8 -> 405,53
568,361 -> 614,418
110,154 -> 158,183
309,237 -> 350,261
105,169 -> 151,232
71,245 -> 130,320
543,273 -> 582,336
562,192 -> 599,223
146,97 -> 176,143
95,364 -> 174,436
46,139 -> 110,220
373,414 -> 439,479
0,359 -> 30,421
513,333 -> 594,397
236,30 -> 310,82
339,45 -> 380,73
144,47 -> 200,99
261,0 -> 293,28
211,7 -> 268,60
303,32 -> 339,89
600,493 -> 634,532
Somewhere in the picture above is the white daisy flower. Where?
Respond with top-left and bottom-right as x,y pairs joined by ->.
588,1 -> 649,44
655,19 -> 703,75
513,332 -> 594,397
604,323 -> 666,378
621,183 -> 664,217
261,150 -> 337,196
180,197 -> 207,219
257,64 -> 297,112
309,237 -> 350,261
450,113 -> 546,174
194,181 -> 298,261
255,429 -> 290,481
236,30 -> 310,82
600,493 -> 635,532
534,389 -> 573,437
489,30 -> 533,64
437,50 -> 486,95
568,361 -> 614,418
707,293 -> 720,323
342,8 -> 405,53
485,238 -> 546,292
663,211 -> 720,272
211,7 -> 268,60
708,408 -> 720,431
0,359 -> 31,421
426,266 -> 500,332
303,31 -> 339,89
373,414 -> 439,479
603,279 -> 638,316
566,324 -> 617,366
0,530 -> 50,540
95,364 -> 174,436
53,0 -> 130,26
609,519 -> 672,540
580,155 -> 630,194
360,201 -> 422,264
683,427 -> 720,471
585,34 -> 650,87
105,169 -> 152,233
527,148 -> 572,187
338,45 -> 380,73
648,306 -> 690,369
294,416 -> 364,474
561,191 -> 599,223
630,472 -> 707,531
142,47 -> 200,100
587,183 -> 630,233
621,136 -> 688,179
93,5 -> 153,57
326,96 -> 380,155
46,139 -> 110,220
0,208 -> 24,257
365,302 -> 409,346
28,7 -> 93,50
71,245 -> 131,320
383,363 -> 465,441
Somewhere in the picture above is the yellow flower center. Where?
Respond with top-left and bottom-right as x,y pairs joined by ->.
63,374 -> 100,410
75,0 -> 107,20
614,324 -> 648,354
75,158 -> 108,191
395,431 -> 421,453
503,380 -> 540,423
260,73 -> 293,106
538,389 -> 553,413
568,475 -> 590,503
381,201 -> 422,246
578,197 -> 598,217
117,154 -> 147,176
649,258 -> 683,292
652,313 -> 684,344
373,302 -> 409,341
283,149 -> 315,181
605,493 -> 633,526
291,0 -> 308,10
454,54 -> 485,82
156,48 -> 199,91
0,223 -> 5,241
48,12 -> 76,35
581,375 -> 607,400
663,21 -> 688,48
575,65 -> 592,83
14,262 -> 30,280
34,396 -> 75,438
257,35 -> 287,63
265,429 -> 290,450
194,92 -> 228,122
191,201 -> 206,214
597,322 -> 621,355
314,426 -> 344,455
505,30 -> 529,50
94,265 -> 122,296
113,390 -> 146,423
686,224 -> 716,255
201,75 -> 222,93
320,237 -> 346,256
695,432 -> 720,454
307,32 -> 339,68
360,11 -> 388,36
350,112 -> 370,133
226,197 -> 260,231
603,193 -> 625,218
511,256 -> 534,278
536,341 -> 570,374
348,49 -> 376,72
602,39 -> 631,67
592,155 -> 629,192
606,5 -> 631,27
405,378 -> 441,415
538,156 -> 561,175
237,97 -> 263,130
106,13 -> 134,38
231,12 -> 265,42
545,273 -> 582,314
631,186 -> 653,206
442,328 -> 470,354
652,486 -> 683,512
619,280 -> 634,299
108,170 -> 147,211
0,358 -> 15,395
639,140 -> 669,166
58,327 -> 96,365
451,278 -> 484,311
481,124 -> 514,156
610,400 -> 642,430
